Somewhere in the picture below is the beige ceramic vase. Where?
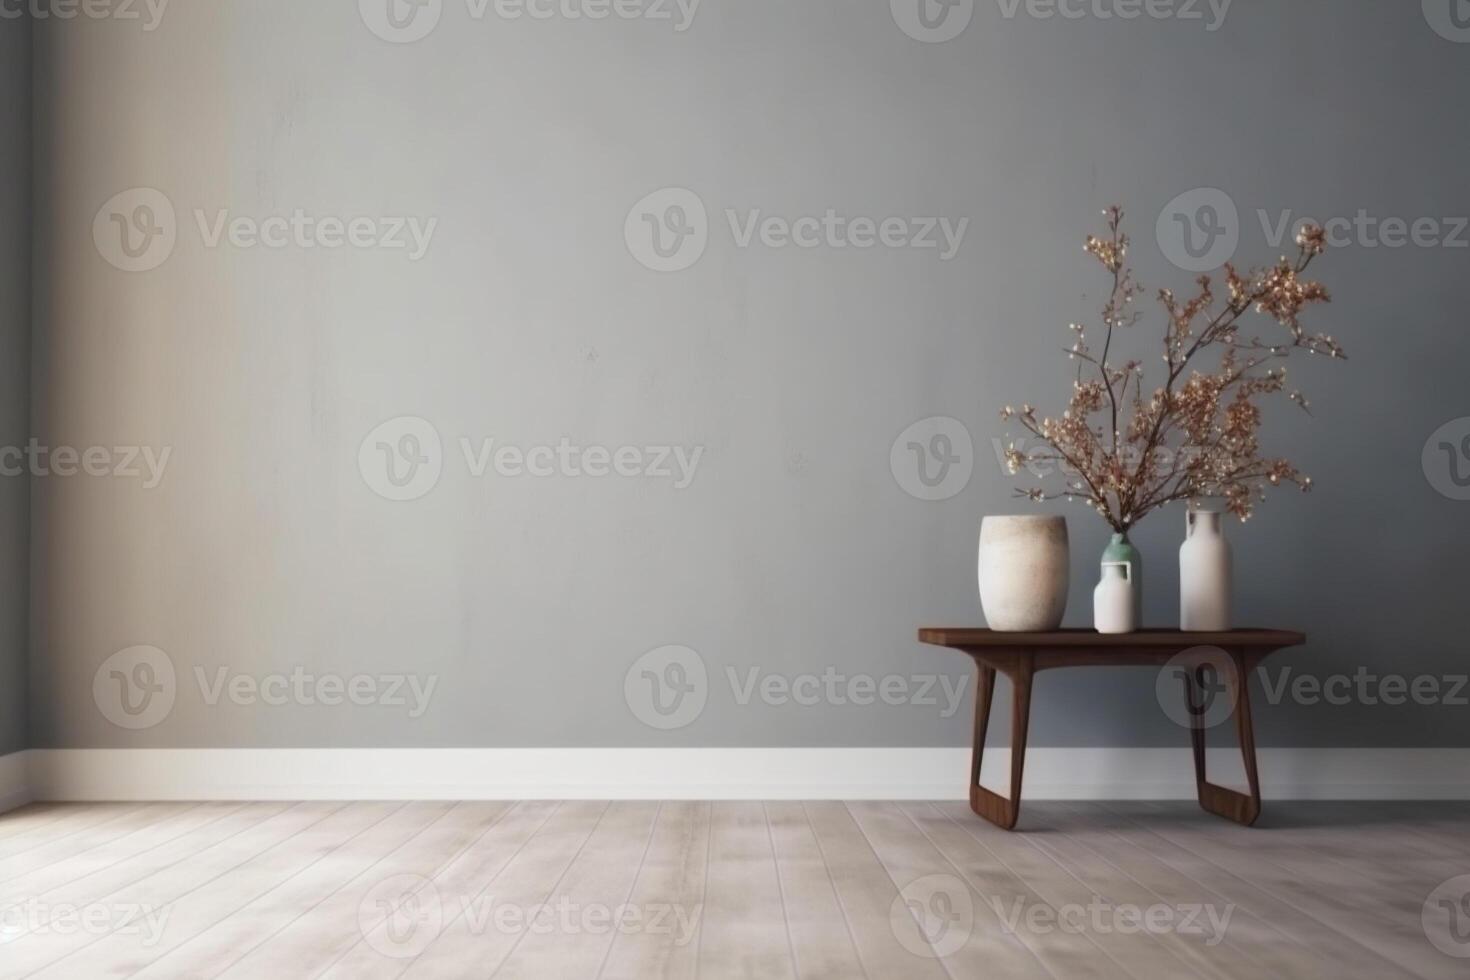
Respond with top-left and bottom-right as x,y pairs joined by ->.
977,515 -> 1070,631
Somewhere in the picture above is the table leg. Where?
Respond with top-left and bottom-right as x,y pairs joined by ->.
970,663 -> 995,794
969,659 -> 1032,831
1185,649 -> 1262,826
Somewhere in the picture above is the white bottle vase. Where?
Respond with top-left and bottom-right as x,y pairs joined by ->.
1180,508 -> 1232,631
1093,561 -> 1137,634
978,515 -> 1069,632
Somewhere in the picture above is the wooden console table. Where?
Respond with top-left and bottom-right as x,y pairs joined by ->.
917,628 -> 1305,830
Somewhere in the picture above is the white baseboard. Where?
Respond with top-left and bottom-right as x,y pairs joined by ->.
22,748 -> 1470,801
0,751 -> 33,814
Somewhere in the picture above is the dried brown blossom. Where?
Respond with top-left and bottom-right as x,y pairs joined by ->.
1296,223 -> 1327,255
1083,207 -> 1128,273
1003,213 -> 1343,529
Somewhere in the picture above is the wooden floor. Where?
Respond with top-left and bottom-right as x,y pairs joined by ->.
0,801 -> 1465,979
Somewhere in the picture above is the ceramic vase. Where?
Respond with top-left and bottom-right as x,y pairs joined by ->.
1093,561 -> 1137,634
1101,532 -> 1142,626
1180,507 -> 1232,631
978,515 -> 1069,632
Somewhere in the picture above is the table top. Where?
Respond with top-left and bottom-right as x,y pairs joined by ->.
918,627 -> 1305,649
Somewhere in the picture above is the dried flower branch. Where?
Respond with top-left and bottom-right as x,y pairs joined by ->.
1002,208 -> 1344,531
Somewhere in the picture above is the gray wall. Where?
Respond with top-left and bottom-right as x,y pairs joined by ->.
27,0 -> 1470,749
0,14 -> 30,757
